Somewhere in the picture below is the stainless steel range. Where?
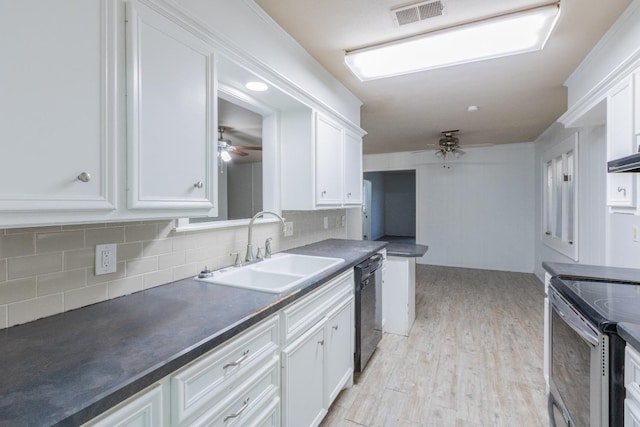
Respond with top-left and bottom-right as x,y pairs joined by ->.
548,277 -> 640,426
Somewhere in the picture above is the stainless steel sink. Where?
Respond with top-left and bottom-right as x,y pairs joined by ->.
196,253 -> 344,293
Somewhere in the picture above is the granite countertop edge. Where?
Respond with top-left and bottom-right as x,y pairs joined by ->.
384,242 -> 428,258
0,238 -> 387,427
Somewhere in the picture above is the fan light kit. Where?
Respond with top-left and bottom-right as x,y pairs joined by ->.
435,130 -> 465,160
245,81 -> 269,92
345,3 -> 560,81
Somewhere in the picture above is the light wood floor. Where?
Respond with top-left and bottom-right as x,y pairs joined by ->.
320,265 -> 548,427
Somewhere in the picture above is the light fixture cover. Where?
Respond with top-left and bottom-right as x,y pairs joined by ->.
220,149 -> 232,162
345,3 -> 560,81
245,81 -> 269,92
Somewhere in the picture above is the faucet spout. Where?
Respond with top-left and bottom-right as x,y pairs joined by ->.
246,211 -> 286,261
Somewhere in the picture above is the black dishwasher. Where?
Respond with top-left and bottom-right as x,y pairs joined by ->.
354,253 -> 383,373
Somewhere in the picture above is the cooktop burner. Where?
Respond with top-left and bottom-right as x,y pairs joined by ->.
566,279 -> 640,324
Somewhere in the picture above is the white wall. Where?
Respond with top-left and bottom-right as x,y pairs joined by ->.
364,143 -> 535,273
533,123 -> 608,280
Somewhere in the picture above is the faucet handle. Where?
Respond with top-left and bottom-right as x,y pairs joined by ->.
256,247 -> 264,260
230,252 -> 242,267
265,238 -> 273,258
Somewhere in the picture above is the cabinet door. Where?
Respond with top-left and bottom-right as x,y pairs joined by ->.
607,77 -> 635,208
281,319 -> 326,427
325,296 -> 354,405
0,0 -> 117,212
635,68 -> 640,138
315,114 -> 344,205
84,383 -> 164,427
127,0 -> 217,211
344,131 -> 363,205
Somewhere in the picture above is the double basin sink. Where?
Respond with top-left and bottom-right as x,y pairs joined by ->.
196,253 -> 344,293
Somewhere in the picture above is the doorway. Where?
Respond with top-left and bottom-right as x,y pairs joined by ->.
362,170 -> 416,244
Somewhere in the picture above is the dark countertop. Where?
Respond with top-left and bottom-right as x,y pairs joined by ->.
542,261 -> 640,283
543,262 -> 640,351
619,323 -> 640,351
385,242 -> 428,258
0,238 -> 386,427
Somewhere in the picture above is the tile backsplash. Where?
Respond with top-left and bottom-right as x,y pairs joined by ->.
0,210 -> 347,329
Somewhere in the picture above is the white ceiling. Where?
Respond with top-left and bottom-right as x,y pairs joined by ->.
255,0 -> 631,154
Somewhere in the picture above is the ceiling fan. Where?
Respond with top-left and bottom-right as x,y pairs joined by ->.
434,130 -> 465,159
218,127 -> 262,158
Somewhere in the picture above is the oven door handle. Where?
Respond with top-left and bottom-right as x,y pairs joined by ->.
550,293 -> 599,347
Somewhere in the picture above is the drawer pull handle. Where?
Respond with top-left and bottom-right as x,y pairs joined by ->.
223,350 -> 249,369
318,340 -> 324,346
332,325 -> 339,331
224,398 -> 250,422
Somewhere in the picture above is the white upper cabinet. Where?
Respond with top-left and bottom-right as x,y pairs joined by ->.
343,130 -> 363,205
281,110 -> 364,210
635,67 -> 640,142
0,0 -> 117,213
607,76 -> 636,210
315,114 -> 345,206
126,0 -> 217,212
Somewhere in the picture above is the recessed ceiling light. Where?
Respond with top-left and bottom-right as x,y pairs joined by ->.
245,81 -> 269,92
345,3 -> 560,81
467,105 -> 479,112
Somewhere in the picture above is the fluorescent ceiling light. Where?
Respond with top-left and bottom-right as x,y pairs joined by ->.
345,3 -> 560,81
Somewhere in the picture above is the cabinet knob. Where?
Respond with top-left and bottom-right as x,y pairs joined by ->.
194,181 -> 204,189
321,190 -> 327,197
318,339 -> 324,346
332,325 -> 339,331
77,172 -> 91,183
347,192 -> 352,198
618,186 -> 627,197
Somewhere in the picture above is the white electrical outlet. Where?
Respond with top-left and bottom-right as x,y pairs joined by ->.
95,244 -> 117,275
341,215 -> 346,227
284,221 -> 294,237
323,216 -> 329,229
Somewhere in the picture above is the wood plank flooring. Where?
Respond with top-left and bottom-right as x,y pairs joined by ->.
320,265 -> 548,427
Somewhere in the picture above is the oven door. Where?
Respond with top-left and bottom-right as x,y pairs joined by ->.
548,287 -> 607,427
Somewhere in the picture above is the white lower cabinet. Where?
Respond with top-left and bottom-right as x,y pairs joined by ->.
82,382 -> 165,427
84,271 -> 355,427
282,319 -> 327,426
626,345 -> 640,426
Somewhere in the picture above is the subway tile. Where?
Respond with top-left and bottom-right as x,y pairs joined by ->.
8,294 -> 63,327
64,284 -> 108,311
0,233 -> 35,258
125,224 -> 158,242
172,235 -> 198,252
88,261 -> 126,285
6,226 -> 61,235
143,239 -> 172,257
37,269 -> 86,296
86,227 -> 125,247
0,305 -> 6,329
61,223 -> 106,231
0,260 -> 6,283
7,253 -> 63,280
186,247 -> 212,264
108,276 -> 143,299
143,269 -> 173,289
0,278 -> 37,305
126,257 -> 158,277
117,242 -> 143,262
158,252 -> 186,270
173,263 -> 200,281
36,231 -> 84,254
64,248 -> 94,270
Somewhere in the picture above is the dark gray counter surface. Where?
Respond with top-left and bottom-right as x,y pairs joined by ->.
542,261 -> 640,283
385,243 -> 428,258
619,323 -> 640,351
543,262 -> 640,349
0,238 -> 386,427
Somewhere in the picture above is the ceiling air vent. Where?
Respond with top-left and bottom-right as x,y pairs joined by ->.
392,1 -> 445,27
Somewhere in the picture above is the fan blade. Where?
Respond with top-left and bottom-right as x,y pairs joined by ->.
234,146 -> 262,151
228,146 -> 248,156
453,148 -> 466,154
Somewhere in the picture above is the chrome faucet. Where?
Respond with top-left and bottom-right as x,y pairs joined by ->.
246,211 -> 286,262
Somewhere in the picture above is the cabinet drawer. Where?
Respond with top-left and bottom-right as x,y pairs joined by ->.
626,345 -> 640,386
281,270 -> 353,343
191,357 -> 280,427
245,395 -> 280,427
171,315 -> 279,425
83,382 -> 164,427
626,398 -> 640,427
